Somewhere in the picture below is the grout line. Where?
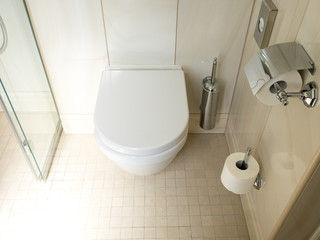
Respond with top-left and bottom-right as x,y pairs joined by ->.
100,0 -> 111,65
225,0 -> 256,122
0,132 -> 250,239
174,0 -> 180,65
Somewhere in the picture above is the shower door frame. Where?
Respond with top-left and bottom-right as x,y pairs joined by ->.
0,92 -> 40,178
0,89 -> 62,180
22,0 -> 63,180
0,0 -> 63,180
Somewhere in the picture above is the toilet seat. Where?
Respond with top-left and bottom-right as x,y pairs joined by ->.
94,67 -> 189,157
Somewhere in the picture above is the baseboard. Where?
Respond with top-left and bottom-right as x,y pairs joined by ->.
241,193 -> 264,240
188,113 -> 227,133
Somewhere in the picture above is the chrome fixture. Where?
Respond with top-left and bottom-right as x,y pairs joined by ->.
0,16 -> 8,54
200,58 -> 221,130
236,147 -> 251,170
235,147 -> 262,191
259,42 -> 315,77
254,0 -> 277,49
245,42 -> 315,99
253,174 -> 262,190
250,42 -> 317,107
211,58 -> 218,85
272,81 -> 318,107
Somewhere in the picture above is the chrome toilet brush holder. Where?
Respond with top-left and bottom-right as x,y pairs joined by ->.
199,58 -> 221,130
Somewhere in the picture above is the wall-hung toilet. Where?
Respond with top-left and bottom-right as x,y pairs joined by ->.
94,66 -> 189,175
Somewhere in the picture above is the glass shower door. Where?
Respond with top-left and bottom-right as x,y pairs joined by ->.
0,0 -> 62,180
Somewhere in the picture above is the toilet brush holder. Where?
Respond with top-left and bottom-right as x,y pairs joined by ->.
200,58 -> 221,130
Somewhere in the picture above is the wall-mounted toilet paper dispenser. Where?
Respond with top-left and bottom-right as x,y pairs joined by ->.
245,42 -> 318,107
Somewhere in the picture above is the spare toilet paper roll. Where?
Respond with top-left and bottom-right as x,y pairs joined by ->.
256,70 -> 302,105
221,152 -> 259,194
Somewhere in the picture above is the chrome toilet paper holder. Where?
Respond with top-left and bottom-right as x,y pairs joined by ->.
272,81 -> 318,107
245,42 -> 318,107
259,42 -> 315,77
237,147 -> 262,190
253,173 -> 262,190
236,147 -> 251,170
221,147 -> 261,194
259,42 -> 318,107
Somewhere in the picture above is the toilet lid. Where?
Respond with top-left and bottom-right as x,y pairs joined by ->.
94,68 -> 189,156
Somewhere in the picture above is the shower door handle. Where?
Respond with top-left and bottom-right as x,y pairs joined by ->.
0,16 -> 8,54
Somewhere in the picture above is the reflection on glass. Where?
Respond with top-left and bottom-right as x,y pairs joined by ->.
0,0 -> 61,180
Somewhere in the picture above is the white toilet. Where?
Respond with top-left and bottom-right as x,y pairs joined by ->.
94,66 -> 189,175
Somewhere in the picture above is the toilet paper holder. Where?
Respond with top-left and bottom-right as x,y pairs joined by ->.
253,173 -> 262,190
259,42 -> 315,77
272,81 -> 318,107
245,42 -> 318,107
236,147 -> 262,190
236,147 -> 251,170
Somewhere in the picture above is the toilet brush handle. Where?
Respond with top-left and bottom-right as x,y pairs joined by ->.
211,58 -> 218,84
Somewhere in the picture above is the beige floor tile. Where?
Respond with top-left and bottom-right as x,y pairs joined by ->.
0,131 -> 250,240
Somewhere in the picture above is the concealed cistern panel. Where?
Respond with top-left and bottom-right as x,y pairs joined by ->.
254,0 -> 277,49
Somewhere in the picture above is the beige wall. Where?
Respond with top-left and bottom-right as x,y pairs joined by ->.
226,0 -> 320,239
0,0 -> 55,112
274,154 -> 320,240
26,0 -> 253,133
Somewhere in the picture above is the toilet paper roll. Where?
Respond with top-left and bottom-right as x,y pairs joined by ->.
256,70 -> 302,105
245,54 -> 271,95
221,152 -> 259,194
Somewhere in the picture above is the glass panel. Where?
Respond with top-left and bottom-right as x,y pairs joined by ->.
0,79 -> 42,178
0,0 -> 61,180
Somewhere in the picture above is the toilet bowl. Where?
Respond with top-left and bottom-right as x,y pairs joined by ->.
94,66 -> 189,175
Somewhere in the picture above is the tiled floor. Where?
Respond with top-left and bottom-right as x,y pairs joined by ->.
0,118 -> 250,239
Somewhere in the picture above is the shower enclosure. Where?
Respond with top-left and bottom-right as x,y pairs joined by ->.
0,0 -> 61,180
